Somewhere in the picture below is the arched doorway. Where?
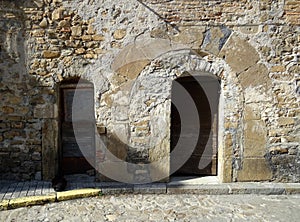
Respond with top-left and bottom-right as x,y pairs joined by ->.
59,79 -> 95,175
171,73 -> 220,176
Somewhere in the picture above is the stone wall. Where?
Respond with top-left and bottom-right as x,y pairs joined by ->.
0,0 -> 299,182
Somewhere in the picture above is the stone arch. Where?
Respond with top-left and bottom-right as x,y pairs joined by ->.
124,49 -> 243,182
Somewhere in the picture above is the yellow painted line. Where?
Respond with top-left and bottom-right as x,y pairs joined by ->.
0,200 -> 9,210
8,194 -> 56,209
56,188 -> 101,201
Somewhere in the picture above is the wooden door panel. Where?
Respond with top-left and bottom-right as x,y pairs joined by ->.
60,85 -> 95,175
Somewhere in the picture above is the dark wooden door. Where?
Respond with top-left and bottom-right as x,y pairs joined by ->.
171,75 -> 220,176
60,84 -> 95,175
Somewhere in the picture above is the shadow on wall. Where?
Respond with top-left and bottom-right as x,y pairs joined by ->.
0,1 -> 58,181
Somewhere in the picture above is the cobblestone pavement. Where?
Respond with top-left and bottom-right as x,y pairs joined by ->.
1,194 -> 300,221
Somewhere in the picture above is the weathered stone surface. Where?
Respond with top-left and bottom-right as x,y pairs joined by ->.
238,63 -> 270,89
219,34 -> 259,74
116,60 -> 150,80
244,104 -> 261,121
201,26 -> 231,55
244,120 -> 267,157
171,26 -> 205,49
237,158 -> 272,181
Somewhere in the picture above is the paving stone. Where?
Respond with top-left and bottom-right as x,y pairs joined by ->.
133,183 -> 166,194
1,194 -> 300,221
10,182 -> 23,199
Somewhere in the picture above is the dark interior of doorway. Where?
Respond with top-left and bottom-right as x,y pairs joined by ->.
171,75 -> 220,177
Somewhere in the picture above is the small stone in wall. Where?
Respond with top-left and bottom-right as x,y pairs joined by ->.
71,25 -> 82,36
82,35 -> 92,41
52,8 -> 64,21
269,147 -> 289,155
92,34 -> 105,41
278,117 -> 295,126
87,24 -> 95,35
42,50 -> 60,58
75,48 -> 85,54
39,17 -> 48,28
2,106 -> 14,114
271,65 -> 286,72
113,29 -> 126,40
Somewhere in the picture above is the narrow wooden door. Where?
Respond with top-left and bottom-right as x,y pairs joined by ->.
171,75 -> 220,176
60,83 -> 95,175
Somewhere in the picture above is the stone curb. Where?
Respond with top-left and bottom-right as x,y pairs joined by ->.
1,184 -> 300,211
0,189 -> 101,211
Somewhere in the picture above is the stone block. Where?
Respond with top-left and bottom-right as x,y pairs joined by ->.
92,34 -> 105,41
11,122 -> 25,129
116,60 -> 150,80
149,158 -> 170,183
106,133 -> 128,161
2,106 -> 14,114
42,50 -> 60,59
270,65 -> 286,72
219,34 -> 259,74
39,17 -> 48,28
52,7 -> 64,21
34,104 -> 55,119
172,26 -> 205,49
238,63 -> 270,90
167,184 -> 229,195
71,25 -> 82,36
201,26 -> 231,55
244,104 -> 261,120
133,183 -> 166,194
42,120 -> 58,180
237,158 -> 272,182
244,120 -> 267,157
220,158 -> 233,183
278,117 -> 295,126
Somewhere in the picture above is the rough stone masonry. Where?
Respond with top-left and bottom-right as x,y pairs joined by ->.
0,0 -> 299,183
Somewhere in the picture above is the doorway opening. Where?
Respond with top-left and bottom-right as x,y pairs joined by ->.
59,79 -> 95,176
171,73 -> 220,177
